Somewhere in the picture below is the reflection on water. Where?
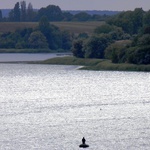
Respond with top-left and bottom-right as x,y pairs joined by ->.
0,64 -> 150,150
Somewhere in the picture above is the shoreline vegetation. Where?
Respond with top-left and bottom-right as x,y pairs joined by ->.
0,52 -> 150,72
32,56 -> 150,72
0,8 -> 149,71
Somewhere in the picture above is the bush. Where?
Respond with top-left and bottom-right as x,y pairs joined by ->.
84,34 -> 112,59
72,39 -> 85,58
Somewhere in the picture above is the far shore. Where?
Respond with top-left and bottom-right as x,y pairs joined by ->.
0,53 -> 150,72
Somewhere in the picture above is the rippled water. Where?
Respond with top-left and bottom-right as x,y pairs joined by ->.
0,64 -> 150,150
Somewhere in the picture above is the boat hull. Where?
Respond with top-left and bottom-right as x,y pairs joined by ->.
79,144 -> 89,148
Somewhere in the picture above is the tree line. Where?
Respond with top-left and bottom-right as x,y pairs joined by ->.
0,2 -> 149,65
72,8 -> 150,65
0,1 -> 110,22
0,16 -> 72,50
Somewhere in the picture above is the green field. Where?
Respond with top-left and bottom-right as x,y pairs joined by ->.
52,21 -> 105,35
0,21 -> 105,35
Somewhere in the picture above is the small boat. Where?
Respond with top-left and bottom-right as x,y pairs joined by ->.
79,143 -> 89,148
79,137 -> 89,148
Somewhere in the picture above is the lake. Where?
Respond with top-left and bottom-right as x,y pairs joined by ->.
0,63 -> 150,150
0,53 -> 71,62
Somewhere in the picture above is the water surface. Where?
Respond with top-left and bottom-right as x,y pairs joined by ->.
0,64 -> 150,150
0,53 -> 70,62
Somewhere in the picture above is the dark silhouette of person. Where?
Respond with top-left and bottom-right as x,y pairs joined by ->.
79,137 -> 89,148
82,137 -> 86,144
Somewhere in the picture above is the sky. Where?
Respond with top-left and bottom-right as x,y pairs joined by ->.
0,0 -> 149,11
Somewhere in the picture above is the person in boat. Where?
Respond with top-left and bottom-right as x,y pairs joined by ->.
79,137 -> 89,148
82,137 -> 86,144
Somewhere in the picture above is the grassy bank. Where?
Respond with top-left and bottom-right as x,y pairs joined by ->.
38,56 -> 150,72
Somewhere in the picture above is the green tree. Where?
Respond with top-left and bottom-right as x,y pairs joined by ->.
8,10 -> 14,21
123,33 -> 150,64
107,9 -> 144,35
144,10 -> 150,26
38,16 -> 52,48
126,46 -> 150,64
38,16 -> 50,34
14,2 -> 20,22
94,24 -> 113,34
0,27 -> 34,49
94,24 -> 127,40
38,16 -> 62,49
28,31 -> 48,49
1,32 -> 19,48
0,10 -> 2,21
143,26 -> 150,34
77,33 -> 89,39
92,14 -> 103,21
115,11 -> 134,34
37,5 -> 63,21
63,12 -> 73,21
132,8 -> 144,34
105,40 -> 131,63
27,2 -> 34,21
84,34 -> 112,58
72,39 -> 85,58
61,30 -> 72,50
20,1 -> 26,21
73,12 -> 91,21
15,41 -> 26,49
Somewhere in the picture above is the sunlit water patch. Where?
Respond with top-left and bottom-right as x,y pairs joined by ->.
0,63 -> 150,150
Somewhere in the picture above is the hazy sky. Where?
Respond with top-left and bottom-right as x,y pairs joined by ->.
0,0 -> 149,11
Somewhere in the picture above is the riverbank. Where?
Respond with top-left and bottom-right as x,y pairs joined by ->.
1,54 -> 150,72
36,56 -> 150,72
